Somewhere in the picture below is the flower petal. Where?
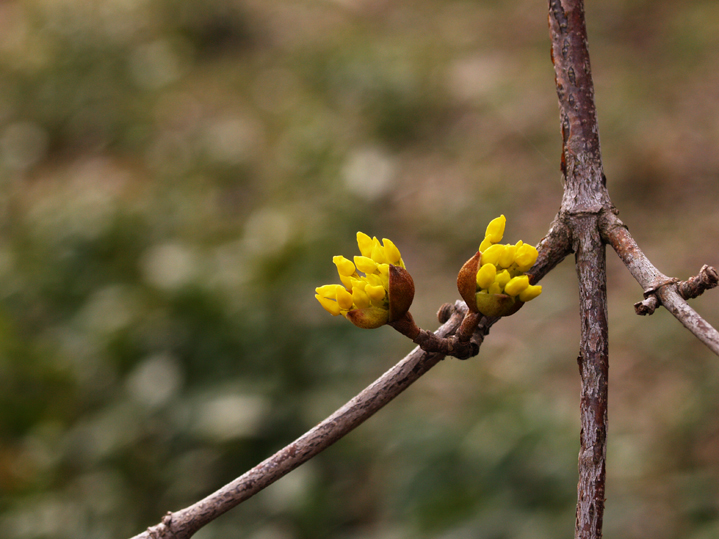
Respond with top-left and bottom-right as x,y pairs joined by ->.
315,294 -> 341,316
484,214 -> 506,243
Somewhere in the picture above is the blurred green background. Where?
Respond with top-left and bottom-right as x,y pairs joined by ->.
0,0 -> 718,538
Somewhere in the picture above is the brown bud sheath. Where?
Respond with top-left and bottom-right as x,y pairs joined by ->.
345,264 -> 415,329
474,292 -> 523,318
388,311 -> 421,340
345,306 -> 391,329
457,251 -> 481,313
388,265 -> 415,322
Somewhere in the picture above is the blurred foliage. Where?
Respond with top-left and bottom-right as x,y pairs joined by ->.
0,0 -> 718,538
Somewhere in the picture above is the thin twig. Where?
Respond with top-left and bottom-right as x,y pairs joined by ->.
129,221 -> 575,539
677,265 -> 719,300
656,286 -> 719,355
132,301 -> 469,539
601,211 -> 719,356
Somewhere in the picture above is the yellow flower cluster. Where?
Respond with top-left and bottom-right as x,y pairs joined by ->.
315,233 -> 413,328
475,215 -> 542,304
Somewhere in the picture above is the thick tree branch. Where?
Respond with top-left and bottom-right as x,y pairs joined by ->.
549,1 -> 611,537
573,217 -> 609,539
601,211 -> 719,356
549,0 -> 611,214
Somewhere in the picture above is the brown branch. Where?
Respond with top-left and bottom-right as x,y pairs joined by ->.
633,266 -> 717,315
129,222 -> 574,539
601,211 -> 719,356
549,0 -> 611,537
677,265 -> 719,300
529,212 -> 575,282
132,301 -> 471,539
549,0 -> 611,215
389,311 -> 481,360
547,0 -> 718,525
572,216 -> 609,539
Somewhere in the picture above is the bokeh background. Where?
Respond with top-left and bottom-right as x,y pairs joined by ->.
1,0 -> 718,538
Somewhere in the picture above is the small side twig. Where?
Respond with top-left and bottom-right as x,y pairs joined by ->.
634,295 -> 659,316
131,301 -> 469,539
129,218 -> 574,539
601,211 -> 719,356
678,264 -> 719,300
634,266 -> 718,315
389,310 -> 483,360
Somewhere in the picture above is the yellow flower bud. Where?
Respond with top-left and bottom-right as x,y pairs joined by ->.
317,232 -> 414,329
333,256 -> 356,277
357,232 -> 374,258
352,287 -> 371,309
315,294 -> 342,316
519,284 -> 542,302
345,306 -> 389,329
365,284 -> 386,303
354,256 -> 378,274
335,286 -> 354,310
382,238 -> 402,265
495,269 -> 511,289
350,277 -> 365,290
499,244 -> 517,268
365,273 -> 383,287
485,214 -> 506,243
339,274 -> 354,289
458,215 -> 542,318
515,244 -> 539,272
474,291 -> 520,319
504,275 -> 529,296
315,284 -> 341,298
488,282 -> 502,295
371,243 -> 387,264
476,263 -> 497,290
481,244 -> 505,266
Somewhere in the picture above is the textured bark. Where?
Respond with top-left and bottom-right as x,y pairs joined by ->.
573,217 -> 609,539
549,1 -> 611,536
548,4 -> 718,537
528,214 -> 574,283
548,0 -> 611,214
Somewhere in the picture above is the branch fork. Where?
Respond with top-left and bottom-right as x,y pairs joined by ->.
389,308 -> 487,360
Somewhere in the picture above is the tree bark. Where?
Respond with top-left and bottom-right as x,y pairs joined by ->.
573,217 -> 609,539
548,1 -> 611,537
